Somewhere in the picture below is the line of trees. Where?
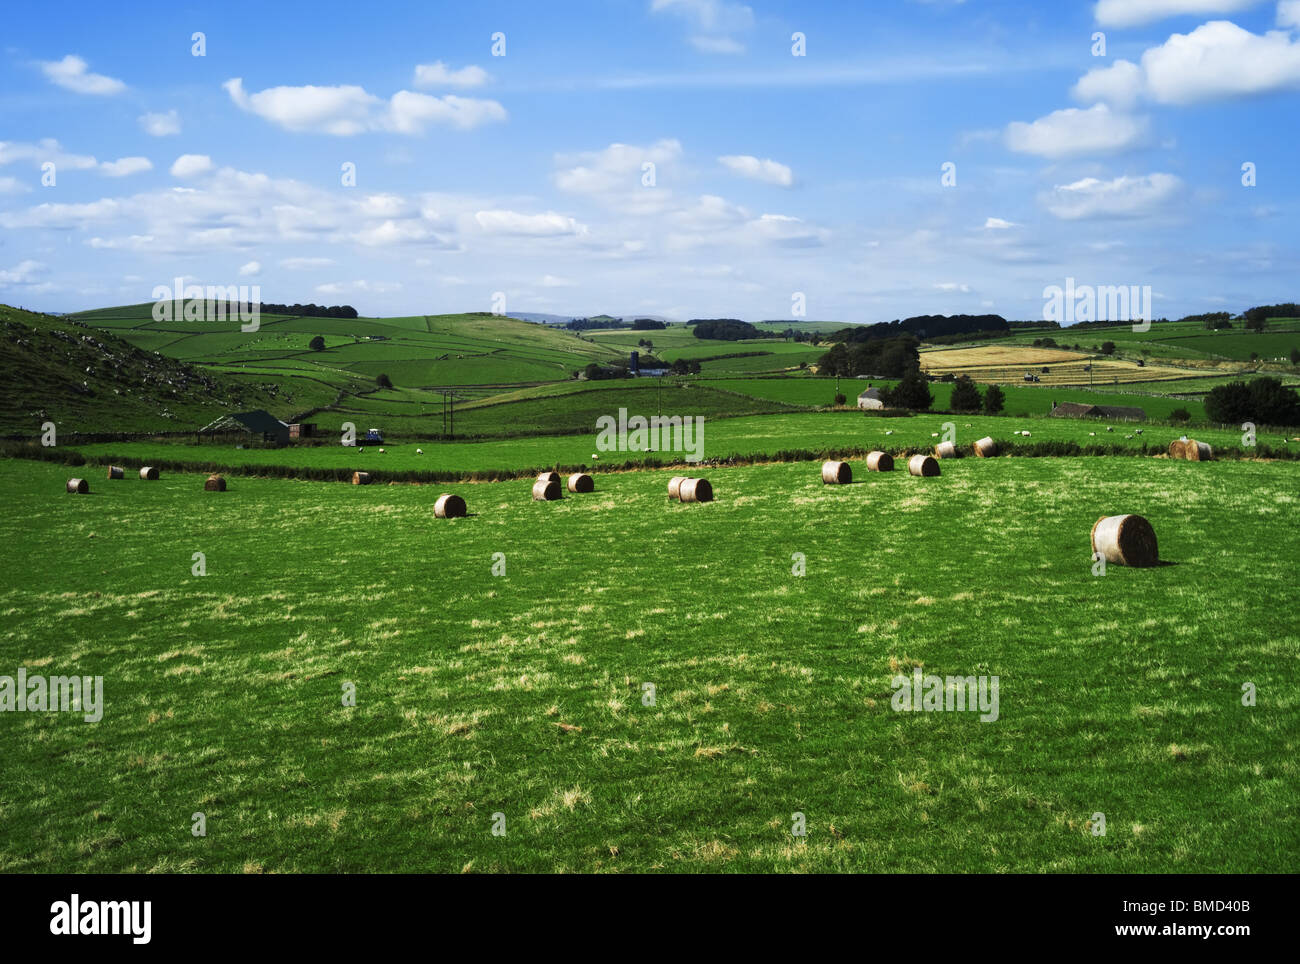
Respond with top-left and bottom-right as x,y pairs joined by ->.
259,303 -> 357,318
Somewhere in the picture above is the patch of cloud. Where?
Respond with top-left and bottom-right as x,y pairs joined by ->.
170,154 -> 213,178
413,62 -> 490,88
40,54 -> 125,95
1043,173 -> 1182,219
99,157 -> 152,177
1005,103 -> 1147,158
718,154 -> 794,186
138,110 -> 181,136
223,78 -> 506,134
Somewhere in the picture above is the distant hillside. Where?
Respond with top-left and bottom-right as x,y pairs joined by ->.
0,305 -> 285,436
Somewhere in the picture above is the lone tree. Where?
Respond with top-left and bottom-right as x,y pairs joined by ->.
376,373 -> 393,389
308,335 -> 326,351
949,375 -> 983,412
885,370 -> 933,411
1100,341 -> 1116,355
983,383 -> 1006,415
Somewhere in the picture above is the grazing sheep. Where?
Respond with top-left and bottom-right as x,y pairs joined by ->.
885,430 -> 893,436
416,448 -> 423,455
1089,432 -> 1096,436
1107,427 -> 1114,432
591,453 -> 599,460
378,448 -> 385,453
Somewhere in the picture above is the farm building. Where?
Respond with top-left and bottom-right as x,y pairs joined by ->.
1050,402 -> 1147,421
858,387 -> 885,410
199,409 -> 291,446
288,422 -> 317,439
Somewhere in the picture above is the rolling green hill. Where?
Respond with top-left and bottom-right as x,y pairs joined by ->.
0,305 -> 286,436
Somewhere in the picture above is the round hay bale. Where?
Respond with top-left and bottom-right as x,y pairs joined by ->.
935,440 -> 958,459
139,466 -> 159,480
352,471 -> 372,485
821,460 -> 851,484
567,472 -> 594,493
668,475 -> 688,500
537,471 -> 561,484
679,477 -> 713,503
865,451 -> 894,472
1168,439 -> 1187,459
1090,514 -> 1159,567
972,436 -> 997,458
1184,439 -> 1212,461
66,478 -> 89,494
434,493 -> 467,518
106,465 -> 124,480
204,475 -> 226,492
908,454 -> 940,477
532,479 -> 562,501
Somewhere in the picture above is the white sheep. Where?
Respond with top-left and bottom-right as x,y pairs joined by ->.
416,448 -> 423,455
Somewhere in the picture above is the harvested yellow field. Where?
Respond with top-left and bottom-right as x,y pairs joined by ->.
922,346 -> 1082,368
920,346 -> 1192,386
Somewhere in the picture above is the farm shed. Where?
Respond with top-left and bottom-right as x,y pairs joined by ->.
1050,402 -> 1146,421
857,387 -> 885,410
288,422 -> 317,439
199,409 -> 291,446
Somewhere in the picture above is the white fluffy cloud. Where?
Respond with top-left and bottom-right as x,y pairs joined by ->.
239,261 -> 261,276
1281,0 -> 1300,28
40,55 -> 126,95
1141,21 -> 1300,103
718,154 -> 794,186
1043,173 -> 1182,219
1071,60 -> 1144,109
223,78 -> 506,134
413,62 -> 490,88
138,110 -> 181,136
0,176 -> 30,194
1005,103 -> 1147,158
984,217 -> 1016,229
1071,21 -> 1300,109
170,154 -> 213,178
99,157 -> 152,177
1093,0 -> 1265,27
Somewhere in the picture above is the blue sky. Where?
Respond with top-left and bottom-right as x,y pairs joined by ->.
1,0 -> 1297,322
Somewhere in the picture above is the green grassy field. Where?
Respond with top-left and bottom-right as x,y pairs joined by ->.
1,454 -> 1294,872
48,410 -> 1295,481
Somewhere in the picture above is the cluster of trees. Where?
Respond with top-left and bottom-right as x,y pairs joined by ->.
689,319 -> 770,340
1242,304 -> 1299,331
816,335 -> 920,378
260,303 -> 357,318
1204,378 -> 1300,426
630,318 -> 666,330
